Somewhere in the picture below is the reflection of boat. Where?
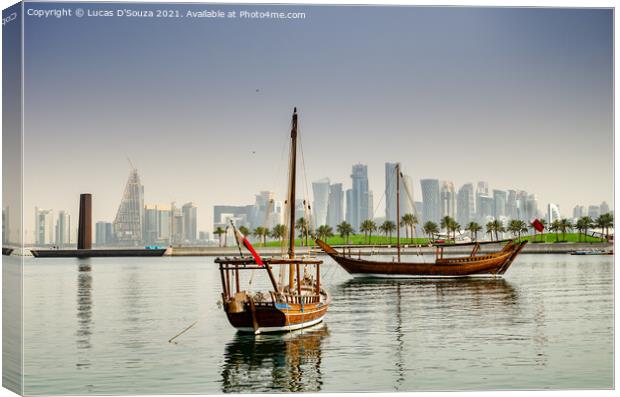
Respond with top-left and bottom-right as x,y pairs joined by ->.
215,109 -> 330,334
570,249 -> 613,255
221,323 -> 329,393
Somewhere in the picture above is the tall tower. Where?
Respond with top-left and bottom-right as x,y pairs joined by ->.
113,168 -> 144,245
312,178 -> 330,228
420,179 -> 440,224
350,164 -> 369,231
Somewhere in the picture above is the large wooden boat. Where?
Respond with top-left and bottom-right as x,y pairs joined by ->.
215,108 -> 330,334
315,163 -> 527,278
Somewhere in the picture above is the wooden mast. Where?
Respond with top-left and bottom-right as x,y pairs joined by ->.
396,163 -> 401,262
288,108 -> 298,290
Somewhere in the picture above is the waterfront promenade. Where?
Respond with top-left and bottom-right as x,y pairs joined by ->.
168,242 -> 613,256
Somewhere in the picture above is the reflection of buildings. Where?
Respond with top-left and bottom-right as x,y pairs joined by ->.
113,168 -> 144,245
221,324 -> 328,393
76,261 -> 93,370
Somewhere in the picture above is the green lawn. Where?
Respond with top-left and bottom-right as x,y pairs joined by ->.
255,232 -> 606,248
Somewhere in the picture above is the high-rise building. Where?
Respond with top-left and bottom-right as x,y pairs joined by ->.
493,190 -> 507,219
572,205 -> 585,219
326,183 -> 344,229
34,207 -> 54,246
170,202 -> 184,244
526,194 -> 539,221
213,205 -> 253,231
349,164 -> 369,230
143,205 -> 160,245
113,168 -> 144,245
420,179 -> 440,224
475,181 -> 489,219
600,201 -> 610,215
182,202 -> 198,242
477,195 -> 494,223
95,221 -> 114,246
588,205 -> 600,219
345,189 -> 353,228
440,181 -> 456,219
547,203 -> 561,224
385,163 -> 414,224
516,190 -> 529,221
55,210 -> 71,247
506,190 -> 518,220
457,183 -> 475,226
312,178 -> 330,227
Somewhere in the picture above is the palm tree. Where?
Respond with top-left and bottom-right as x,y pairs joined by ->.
538,218 -> 547,241
380,220 -> 396,243
579,216 -> 593,241
440,216 -> 454,238
558,218 -> 572,242
574,218 -> 586,242
508,220 -> 528,240
596,213 -> 614,240
491,219 -> 504,241
486,221 -> 495,241
253,226 -> 269,246
214,226 -> 225,247
448,219 -> 460,241
336,221 -> 354,244
465,222 -> 482,241
550,219 -> 561,242
400,213 -> 417,242
360,219 -> 377,244
238,226 -> 250,238
296,217 -> 309,246
270,224 -> 287,243
316,225 -> 334,241
423,221 -> 439,241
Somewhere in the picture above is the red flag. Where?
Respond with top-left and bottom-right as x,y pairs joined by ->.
532,219 -> 544,233
234,228 -> 264,267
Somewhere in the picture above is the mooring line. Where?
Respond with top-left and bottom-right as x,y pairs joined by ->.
168,320 -> 198,344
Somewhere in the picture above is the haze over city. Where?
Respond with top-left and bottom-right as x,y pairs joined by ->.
15,4 -> 612,239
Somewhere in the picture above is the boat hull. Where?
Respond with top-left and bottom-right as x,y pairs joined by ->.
316,239 -> 527,278
226,301 -> 329,334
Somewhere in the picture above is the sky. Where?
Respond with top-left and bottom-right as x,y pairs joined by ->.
13,2 -> 614,238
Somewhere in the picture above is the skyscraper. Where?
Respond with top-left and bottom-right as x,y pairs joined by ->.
55,210 -> 71,247
34,207 -> 54,246
182,202 -> 198,242
493,190 -> 507,219
547,203 -> 561,224
170,202 -> 184,244
475,181 -> 489,220
95,221 -> 114,246
600,201 -> 610,215
588,205 -> 600,219
420,179 -> 440,224
506,190 -> 518,220
113,168 -> 144,245
457,183 -> 475,226
385,162 -> 414,224
143,205 -> 160,245
516,190 -> 529,221
440,181 -> 456,219
312,178 -> 330,227
326,183 -> 344,229
572,205 -> 585,219
349,164 -> 369,230
526,194 -> 539,221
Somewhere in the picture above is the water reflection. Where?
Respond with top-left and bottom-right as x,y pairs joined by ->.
76,259 -> 93,370
221,324 -> 329,393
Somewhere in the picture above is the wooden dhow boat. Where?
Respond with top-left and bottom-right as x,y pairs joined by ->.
215,108 -> 330,333
316,163 -> 527,278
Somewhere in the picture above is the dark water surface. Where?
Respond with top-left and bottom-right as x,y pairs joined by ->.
11,254 -> 613,394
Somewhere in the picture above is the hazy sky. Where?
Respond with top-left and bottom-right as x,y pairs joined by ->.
19,3 -> 613,236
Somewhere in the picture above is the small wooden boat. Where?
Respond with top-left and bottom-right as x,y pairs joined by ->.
215,108 -> 330,334
316,238 -> 526,278
315,163 -> 527,278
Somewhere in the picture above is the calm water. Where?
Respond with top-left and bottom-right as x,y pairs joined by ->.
7,254 -> 614,394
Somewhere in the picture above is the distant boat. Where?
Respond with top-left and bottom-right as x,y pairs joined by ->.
570,249 -> 613,256
215,108 -> 330,334
315,163 -> 527,278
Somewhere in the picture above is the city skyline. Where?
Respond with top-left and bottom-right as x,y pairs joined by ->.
15,5 -> 613,240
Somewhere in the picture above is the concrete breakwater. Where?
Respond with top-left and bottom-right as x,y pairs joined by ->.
169,242 -> 613,257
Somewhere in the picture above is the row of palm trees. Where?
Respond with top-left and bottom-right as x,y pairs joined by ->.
212,212 -> 613,247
